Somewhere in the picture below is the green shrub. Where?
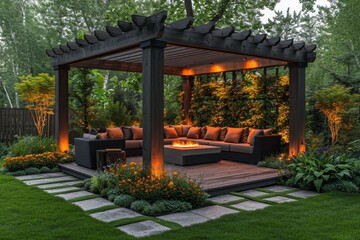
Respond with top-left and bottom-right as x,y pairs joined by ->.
257,160 -> 287,169
25,167 -> 41,175
0,142 -> 8,157
100,187 -> 110,197
8,170 -> 26,176
106,188 -> 120,201
153,200 -> 192,213
114,194 -> 135,207
40,166 -> 51,173
83,178 -> 92,191
142,204 -> 162,215
51,167 -> 60,173
353,176 -> 360,187
89,173 -> 118,194
322,180 -> 359,193
286,147 -> 360,192
9,136 -> 57,157
130,200 -> 151,212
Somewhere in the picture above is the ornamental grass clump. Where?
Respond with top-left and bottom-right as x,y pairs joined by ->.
106,162 -> 208,207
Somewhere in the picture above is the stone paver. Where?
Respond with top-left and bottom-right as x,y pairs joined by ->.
23,176 -> 78,186
56,191 -> 94,200
288,190 -> 320,199
239,189 -> 268,197
191,205 -> 238,219
263,185 -> 296,192
90,208 -> 142,222
158,212 -> 209,227
36,180 -> 83,189
263,196 -> 297,203
118,220 -> 170,237
15,172 -> 65,181
231,201 -> 271,211
208,194 -> 244,204
73,197 -> 114,211
45,187 -> 80,194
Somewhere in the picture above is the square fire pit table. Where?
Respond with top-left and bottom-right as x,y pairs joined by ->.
164,145 -> 222,166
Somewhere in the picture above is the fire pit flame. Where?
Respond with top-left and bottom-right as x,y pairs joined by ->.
172,140 -> 199,148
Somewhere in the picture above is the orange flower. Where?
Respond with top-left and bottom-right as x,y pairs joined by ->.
168,181 -> 174,188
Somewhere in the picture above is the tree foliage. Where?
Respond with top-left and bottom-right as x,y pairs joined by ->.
15,73 -> 55,137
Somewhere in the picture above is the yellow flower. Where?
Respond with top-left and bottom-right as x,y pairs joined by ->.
168,181 -> 174,188
130,162 -> 137,166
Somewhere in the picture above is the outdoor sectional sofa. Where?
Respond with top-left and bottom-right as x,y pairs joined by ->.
75,125 -> 281,169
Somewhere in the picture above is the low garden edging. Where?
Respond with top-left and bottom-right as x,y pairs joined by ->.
83,162 -> 209,215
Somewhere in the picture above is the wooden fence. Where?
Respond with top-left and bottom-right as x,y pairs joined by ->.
0,108 -> 55,145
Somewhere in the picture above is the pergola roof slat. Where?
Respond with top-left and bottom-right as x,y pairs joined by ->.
60,44 -> 71,53
67,42 -> 79,50
278,39 -> 294,49
169,17 -> 194,30
211,27 -> 235,38
263,37 -> 281,46
106,25 -> 123,37
84,34 -> 99,44
291,42 -> 305,50
247,34 -> 267,43
231,30 -> 252,40
46,49 -> 57,57
193,21 -> 216,34
52,48 -> 63,55
304,44 -> 316,52
131,15 -> 148,27
117,21 -> 134,32
75,38 -> 89,47
94,30 -> 111,41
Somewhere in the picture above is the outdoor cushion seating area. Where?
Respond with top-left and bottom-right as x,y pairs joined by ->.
75,125 -> 281,169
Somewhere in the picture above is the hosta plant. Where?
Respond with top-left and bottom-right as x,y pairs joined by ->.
286,147 -> 360,192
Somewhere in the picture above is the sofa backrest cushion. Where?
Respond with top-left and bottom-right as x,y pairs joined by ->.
247,128 -> 264,145
263,128 -> 273,135
218,127 -> 227,141
240,127 -> 249,143
164,127 -> 179,139
170,125 -> 183,137
224,127 -> 244,143
97,132 -> 108,139
200,126 -> 207,139
204,126 -> 221,140
122,126 -> 133,140
182,125 -> 192,137
131,127 -> 143,140
187,127 -> 201,139
106,127 -> 124,139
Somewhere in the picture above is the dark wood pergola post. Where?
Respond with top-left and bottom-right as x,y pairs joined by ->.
141,40 -> 166,177
182,75 -> 194,125
288,63 -> 307,157
54,65 -> 69,152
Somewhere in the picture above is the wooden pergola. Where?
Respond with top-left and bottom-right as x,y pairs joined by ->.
47,11 -> 316,174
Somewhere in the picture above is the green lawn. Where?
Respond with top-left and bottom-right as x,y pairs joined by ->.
1,174 -> 360,240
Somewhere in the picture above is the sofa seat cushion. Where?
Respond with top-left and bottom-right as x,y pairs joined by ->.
188,139 -> 210,145
125,140 -> 141,149
230,143 -> 254,154
208,141 -> 231,151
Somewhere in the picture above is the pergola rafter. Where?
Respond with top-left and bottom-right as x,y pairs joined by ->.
48,10 -> 316,172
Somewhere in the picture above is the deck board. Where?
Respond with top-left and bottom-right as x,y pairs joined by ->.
59,157 -> 279,196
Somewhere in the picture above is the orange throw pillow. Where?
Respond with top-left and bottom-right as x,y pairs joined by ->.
164,127 -> 179,139
224,127 -> 244,143
204,126 -> 221,140
106,127 -> 124,139
247,128 -> 264,145
97,132 -> 108,139
187,127 -> 201,139
131,127 -> 143,140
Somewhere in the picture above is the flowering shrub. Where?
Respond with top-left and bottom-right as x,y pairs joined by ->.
9,136 -> 57,157
3,152 -> 73,172
106,162 -> 208,207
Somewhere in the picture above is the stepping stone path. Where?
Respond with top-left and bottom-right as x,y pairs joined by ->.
208,194 -> 244,204
90,208 -> 142,222
231,200 -> 271,211
15,172 -> 321,237
263,196 -> 297,203
118,220 -> 170,237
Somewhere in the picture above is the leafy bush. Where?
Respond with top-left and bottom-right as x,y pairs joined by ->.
130,200 -> 151,213
108,162 -> 208,207
142,204 -> 162,215
114,194 -> 135,207
8,170 -> 26,176
286,147 -> 360,192
106,188 -> 120,201
153,200 -> 192,213
83,178 -> 92,191
0,142 -> 8,157
3,152 -> 73,172
51,167 -> 61,173
8,136 -> 57,157
100,187 -> 111,197
258,160 -> 288,169
25,167 -> 41,175
89,173 -> 118,194
322,180 -> 359,193
40,166 -> 51,173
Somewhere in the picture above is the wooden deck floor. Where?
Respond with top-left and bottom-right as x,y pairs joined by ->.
60,157 -> 279,196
